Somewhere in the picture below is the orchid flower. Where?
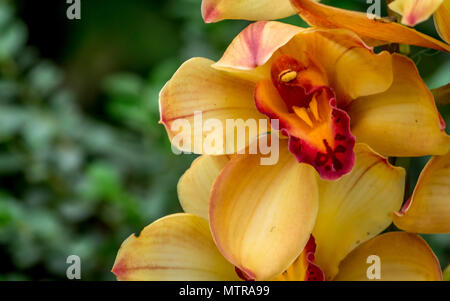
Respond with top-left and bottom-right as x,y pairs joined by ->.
159,21 -> 449,180
389,0 -> 449,43
201,0 -> 450,51
111,144 -> 447,281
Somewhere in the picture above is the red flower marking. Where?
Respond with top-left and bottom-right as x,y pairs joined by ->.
303,236 -> 325,281
255,54 -> 355,179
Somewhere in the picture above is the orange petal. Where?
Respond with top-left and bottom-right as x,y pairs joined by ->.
112,214 -> 240,281
210,141 -> 319,280
289,0 -> 450,52
434,0 -> 450,43
394,150 -> 450,233
348,54 -> 450,157
159,57 -> 268,154
312,144 -> 405,280
334,232 -> 442,281
201,0 -> 296,23
389,0 -> 443,26
178,155 -> 231,220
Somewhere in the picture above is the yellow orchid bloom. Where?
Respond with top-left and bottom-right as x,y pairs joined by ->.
111,144 -> 443,281
389,0 -> 450,43
201,0 -> 450,51
159,21 -> 449,180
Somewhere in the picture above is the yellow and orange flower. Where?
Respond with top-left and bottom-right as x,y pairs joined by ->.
159,21 -> 449,180
111,144 -> 449,281
201,0 -> 450,50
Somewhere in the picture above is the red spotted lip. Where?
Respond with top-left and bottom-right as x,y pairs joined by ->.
255,54 -> 356,180
285,101 -> 356,180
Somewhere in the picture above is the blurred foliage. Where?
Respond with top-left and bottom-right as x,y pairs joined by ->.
0,0 -> 448,280
0,0 -> 197,280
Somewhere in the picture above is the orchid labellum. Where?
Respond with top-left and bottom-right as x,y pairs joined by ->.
112,144 -> 446,281
160,21 -> 449,180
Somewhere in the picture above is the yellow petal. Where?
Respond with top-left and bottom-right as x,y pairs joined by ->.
201,0 -> 296,23
348,54 -> 450,157
290,0 -> 450,52
327,39 -> 392,103
434,0 -> 450,43
312,144 -> 405,280
210,141 -> 319,280
334,232 -> 442,281
178,155 -> 231,220
159,57 -> 269,155
394,150 -> 450,233
112,213 -> 239,281
389,0 -> 443,26
213,21 -> 304,81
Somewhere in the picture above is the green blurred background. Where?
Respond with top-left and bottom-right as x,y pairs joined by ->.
0,0 -> 448,280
